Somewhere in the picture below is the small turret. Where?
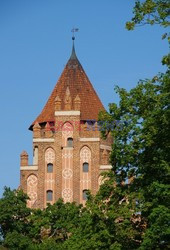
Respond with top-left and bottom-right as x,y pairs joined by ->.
55,96 -> 61,111
74,95 -> 81,110
20,151 -> 28,166
33,122 -> 41,138
101,149 -> 108,165
45,122 -> 51,137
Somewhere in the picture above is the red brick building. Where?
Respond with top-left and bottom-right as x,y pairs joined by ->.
20,40 -> 112,208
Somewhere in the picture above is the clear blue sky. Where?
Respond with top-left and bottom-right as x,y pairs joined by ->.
0,0 -> 168,197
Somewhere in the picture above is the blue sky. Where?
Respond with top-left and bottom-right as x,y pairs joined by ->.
0,0 -> 168,197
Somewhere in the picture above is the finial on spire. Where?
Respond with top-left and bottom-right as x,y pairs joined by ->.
70,28 -> 79,60
71,28 -> 79,40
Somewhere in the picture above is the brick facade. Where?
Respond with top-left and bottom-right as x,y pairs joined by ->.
20,43 -> 112,208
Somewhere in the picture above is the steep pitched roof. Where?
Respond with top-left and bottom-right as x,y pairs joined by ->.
30,43 -> 105,130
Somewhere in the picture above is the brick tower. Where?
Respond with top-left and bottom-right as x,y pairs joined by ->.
20,39 -> 112,209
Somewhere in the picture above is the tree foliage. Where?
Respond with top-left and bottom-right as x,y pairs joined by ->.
98,0 -> 170,248
126,0 -> 170,29
99,70 -> 170,249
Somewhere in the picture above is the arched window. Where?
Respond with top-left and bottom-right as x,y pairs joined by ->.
46,190 -> 53,201
83,190 -> 88,200
67,137 -> 73,147
47,163 -> 53,173
83,162 -> 89,172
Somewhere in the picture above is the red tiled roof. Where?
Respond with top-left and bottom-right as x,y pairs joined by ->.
30,47 -> 105,130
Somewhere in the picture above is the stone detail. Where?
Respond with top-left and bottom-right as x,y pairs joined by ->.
62,152 -> 73,158
80,138 -> 100,142
62,188 -> 73,200
33,138 -> 55,143
55,111 -> 80,116
20,165 -> 38,171
45,148 -> 55,163
27,174 -> 38,208
62,169 -> 73,179
100,165 -> 112,170
100,145 -> 112,151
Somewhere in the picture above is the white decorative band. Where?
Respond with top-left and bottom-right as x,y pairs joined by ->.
80,138 -> 100,142
55,111 -> 80,116
20,165 -> 38,171
100,165 -> 112,170
33,138 -> 54,142
100,145 -> 112,151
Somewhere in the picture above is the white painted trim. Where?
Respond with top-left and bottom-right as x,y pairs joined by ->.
100,145 -> 112,151
80,138 -> 100,142
33,138 -> 54,143
55,111 -> 80,116
20,165 -> 38,171
100,165 -> 112,170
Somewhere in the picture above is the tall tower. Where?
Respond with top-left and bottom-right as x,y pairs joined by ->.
20,40 -> 112,208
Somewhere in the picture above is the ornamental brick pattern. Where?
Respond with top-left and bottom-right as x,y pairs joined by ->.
20,43 -> 112,209
27,174 -> 38,208
80,146 -> 91,206
44,148 -> 55,206
62,122 -> 74,203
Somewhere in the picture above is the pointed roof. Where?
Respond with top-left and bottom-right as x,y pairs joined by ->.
70,40 -> 77,60
30,42 -> 105,130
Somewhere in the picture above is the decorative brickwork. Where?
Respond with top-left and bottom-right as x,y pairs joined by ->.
80,146 -> 91,206
61,122 -> 74,203
20,43 -> 112,208
44,148 -> 55,207
27,174 -> 38,208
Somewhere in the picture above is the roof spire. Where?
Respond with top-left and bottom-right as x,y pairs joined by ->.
70,28 -> 79,60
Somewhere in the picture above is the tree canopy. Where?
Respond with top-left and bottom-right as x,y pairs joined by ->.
126,0 -> 170,29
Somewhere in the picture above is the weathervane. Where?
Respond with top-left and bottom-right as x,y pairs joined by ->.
71,28 -> 79,40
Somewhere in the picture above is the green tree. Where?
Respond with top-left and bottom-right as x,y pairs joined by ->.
41,199 -> 81,243
0,189 -> 82,249
126,0 -> 170,29
0,187 -> 31,238
0,187 -> 32,249
99,71 -> 170,248
126,0 -> 170,66
98,1 -> 170,249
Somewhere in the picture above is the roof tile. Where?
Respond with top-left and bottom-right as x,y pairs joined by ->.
30,50 -> 105,129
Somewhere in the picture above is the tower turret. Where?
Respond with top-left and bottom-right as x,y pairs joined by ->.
20,151 -> 28,166
20,37 -> 112,209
